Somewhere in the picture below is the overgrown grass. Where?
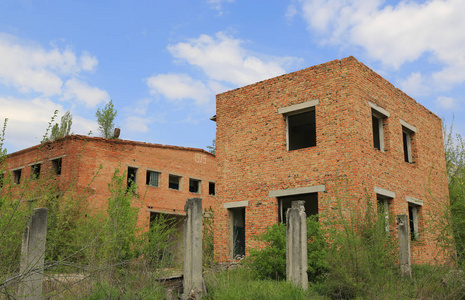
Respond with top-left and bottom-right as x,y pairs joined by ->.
203,267 -> 321,300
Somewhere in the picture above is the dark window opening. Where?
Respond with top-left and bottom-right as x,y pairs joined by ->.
230,207 -> 245,258
403,128 -> 414,163
127,167 -> 137,191
13,169 -> 21,185
278,193 -> 318,224
372,114 -> 382,150
169,175 -> 181,190
209,182 -> 215,196
51,158 -> 62,175
189,178 -> 201,193
146,171 -> 160,187
288,110 -> 316,151
408,205 -> 419,241
0,173 -> 4,189
31,164 -> 41,179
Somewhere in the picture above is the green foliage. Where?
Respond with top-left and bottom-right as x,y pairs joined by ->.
444,120 -> 465,266
247,215 -> 327,282
105,167 -> 139,263
203,207 -> 215,267
42,110 -> 73,143
142,213 -> 179,268
96,100 -> 117,138
204,267 -> 314,300
321,196 -> 399,299
206,139 -> 216,155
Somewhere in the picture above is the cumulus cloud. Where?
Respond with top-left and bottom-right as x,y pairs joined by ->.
168,32 -> 292,86
205,0 -> 235,12
437,96 -> 461,111
399,72 -> 430,97
0,33 -> 106,102
292,0 -> 465,87
62,78 -> 110,108
147,73 -> 212,105
147,32 -> 301,107
0,97 -> 64,150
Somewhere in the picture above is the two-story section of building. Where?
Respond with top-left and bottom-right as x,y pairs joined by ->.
2,135 -> 216,241
213,56 -> 449,264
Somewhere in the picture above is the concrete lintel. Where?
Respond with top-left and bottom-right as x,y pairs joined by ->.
400,119 -> 417,133
406,196 -> 423,206
223,200 -> 249,209
368,101 -> 390,117
269,185 -> 325,198
146,208 -> 186,216
10,166 -> 24,171
374,186 -> 396,198
278,99 -> 319,115
28,161 -> 43,166
49,155 -> 67,161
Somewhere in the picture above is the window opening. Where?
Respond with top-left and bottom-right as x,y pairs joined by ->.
377,194 -> 392,232
372,111 -> 386,151
169,175 -> 181,190
408,204 -> 420,241
146,170 -> 160,187
230,207 -> 245,258
51,158 -> 62,175
189,178 -> 201,193
287,110 -> 316,151
402,127 -> 414,163
209,182 -> 215,196
127,167 -> 137,191
13,169 -> 21,184
31,163 -> 41,179
278,193 -> 318,223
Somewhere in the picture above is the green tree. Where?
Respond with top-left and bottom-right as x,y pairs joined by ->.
43,110 -> 73,142
95,100 -> 117,138
206,139 -> 216,155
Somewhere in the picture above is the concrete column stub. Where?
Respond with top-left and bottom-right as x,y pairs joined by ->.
17,207 -> 48,300
286,200 -> 308,291
183,198 -> 204,299
397,214 -> 412,278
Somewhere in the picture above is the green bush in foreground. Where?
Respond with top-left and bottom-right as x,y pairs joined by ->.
203,267 -> 316,300
247,215 -> 328,282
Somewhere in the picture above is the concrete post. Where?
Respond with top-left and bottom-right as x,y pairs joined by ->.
183,198 -> 204,299
286,201 -> 308,291
17,207 -> 48,300
397,214 -> 412,278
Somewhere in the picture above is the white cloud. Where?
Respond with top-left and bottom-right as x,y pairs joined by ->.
124,116 -> 152,133
0,33 -> 105,102
437,96 -> 461,111
62,78 -> 110,108
0,97 -> 64,150
293,0 -> 465,87
168,32 -> 293,86
147,73 -> 212,105
205,0 -> 235,12
399,72 -> 429,97
146,32 -> 301,108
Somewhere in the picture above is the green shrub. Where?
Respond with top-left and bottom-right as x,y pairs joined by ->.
247,215 -> 327,282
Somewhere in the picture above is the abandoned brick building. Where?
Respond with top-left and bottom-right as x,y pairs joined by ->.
213,56 -> 449,264
2,135 -> 216,250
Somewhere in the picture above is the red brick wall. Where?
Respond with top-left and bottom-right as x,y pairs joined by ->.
3,135 -> 217,232
214,56 -> 449,263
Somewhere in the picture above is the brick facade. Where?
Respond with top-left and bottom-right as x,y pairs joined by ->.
2,135 -> 216,232
214,56 -> 449,264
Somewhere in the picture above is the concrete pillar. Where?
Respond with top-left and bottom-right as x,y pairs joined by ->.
397,214 -> 412,278
17,207 -> 48,300
183,198 -> 204,299
286,201 -> 308,291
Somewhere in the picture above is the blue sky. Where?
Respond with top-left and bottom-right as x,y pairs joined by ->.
0,0 -> 464,153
